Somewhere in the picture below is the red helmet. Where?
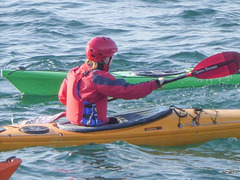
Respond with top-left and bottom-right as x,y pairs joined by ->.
86,37 -> 118,62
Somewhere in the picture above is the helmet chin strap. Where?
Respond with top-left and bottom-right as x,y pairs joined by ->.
103,57 -> 113,66
96,57 -> 112,71
97,61 -> 110,72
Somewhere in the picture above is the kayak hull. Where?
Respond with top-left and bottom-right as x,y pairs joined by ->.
1,69 -> 240,96
0,157 -> 22,179
1,107 -> 240,151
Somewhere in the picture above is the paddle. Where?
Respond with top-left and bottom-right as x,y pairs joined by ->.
163,51 -> 240,84
108,51 -> 240,102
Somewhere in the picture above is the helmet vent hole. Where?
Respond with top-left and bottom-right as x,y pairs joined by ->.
90,49 -> 93,52
99,53 -> 102,56
91,55 -> 95,57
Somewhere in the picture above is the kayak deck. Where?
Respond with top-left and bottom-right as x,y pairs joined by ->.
0,106 -> 240,151
1,69 -> 240,96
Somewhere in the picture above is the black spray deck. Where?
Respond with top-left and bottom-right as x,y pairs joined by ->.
57,106 -> 172,133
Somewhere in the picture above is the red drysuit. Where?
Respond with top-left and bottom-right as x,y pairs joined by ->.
58,63 -> 158,125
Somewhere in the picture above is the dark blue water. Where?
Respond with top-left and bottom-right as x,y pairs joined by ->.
1,0 -> 240,179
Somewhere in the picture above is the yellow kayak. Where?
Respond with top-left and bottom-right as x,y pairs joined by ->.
1,106 -> 240,151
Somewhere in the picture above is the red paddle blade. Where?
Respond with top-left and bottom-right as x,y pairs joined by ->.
191,52 -> 240,79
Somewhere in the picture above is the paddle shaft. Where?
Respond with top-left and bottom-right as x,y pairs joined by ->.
163,74 -> 187,84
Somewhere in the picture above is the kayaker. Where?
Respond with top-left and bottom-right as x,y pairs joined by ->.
58,36 -> 165,126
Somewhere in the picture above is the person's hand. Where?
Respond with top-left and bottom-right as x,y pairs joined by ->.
156,77 -> 165,89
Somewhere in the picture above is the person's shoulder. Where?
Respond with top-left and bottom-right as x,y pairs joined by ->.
93,70 -> 115,80
68,64 -> 90,74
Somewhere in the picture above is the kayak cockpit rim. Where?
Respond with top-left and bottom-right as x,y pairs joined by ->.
57,106 -> 172,133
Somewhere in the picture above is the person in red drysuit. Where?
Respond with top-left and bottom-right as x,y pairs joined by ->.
58,36 -> 165,126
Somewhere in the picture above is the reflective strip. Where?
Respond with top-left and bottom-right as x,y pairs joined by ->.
76,81 -> 80,98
